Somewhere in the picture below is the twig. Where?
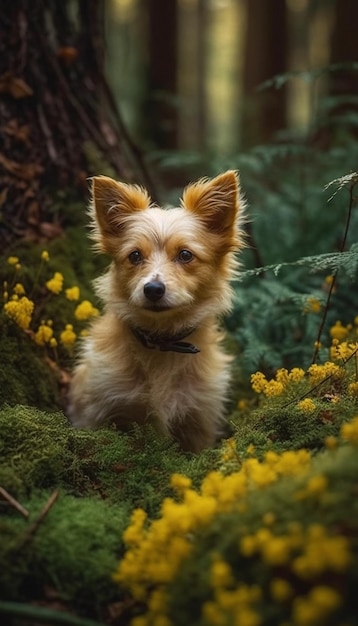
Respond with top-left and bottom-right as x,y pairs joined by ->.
18,489 -> 59,549
0,601 -> 105,626
0,486 -> 29,518
311,180 -> 356,364
284,345 -> 358,408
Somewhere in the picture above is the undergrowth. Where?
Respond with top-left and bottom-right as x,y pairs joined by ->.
1,66 -> 358,625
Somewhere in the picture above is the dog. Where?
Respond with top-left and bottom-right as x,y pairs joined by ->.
67,171 -> 245,452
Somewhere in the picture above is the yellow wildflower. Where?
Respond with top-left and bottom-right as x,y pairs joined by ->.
275,368 -> 289,384
348,381 -> 358,396
13,283 -> 25,295
170,473 -> 192,494
264,380 -> 284,397
4,296 -> 34,330
341,416 -> 358,445
261,535 -> 291,566
307,362 -> 342,385
7,256 -> 19,265
60,324 -> 77,348
46,272 -> 64,294
330,320 -> 348,341
250,371 -> 268,394
270,578 -> 292,602
210,558 -> 234,588
65,286 -> 80,301
324,435 -> 337,450
297,398 -> 316,414
288,367 -> 305,382
237,398 -> 249,411
41,250 -> 49,261
34,323 -> 54,346
50,337 -> 58,348
304,297 -> 321,313
74,300 -> 99,320
292,586 -> 342,626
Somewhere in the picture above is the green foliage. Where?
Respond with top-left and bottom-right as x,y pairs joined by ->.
0,405 -> 218,615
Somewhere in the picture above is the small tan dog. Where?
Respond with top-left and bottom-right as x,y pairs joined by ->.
68,171 -> 245,452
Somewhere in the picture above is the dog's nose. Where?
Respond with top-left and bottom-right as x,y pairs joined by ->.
144,281 -> 166,302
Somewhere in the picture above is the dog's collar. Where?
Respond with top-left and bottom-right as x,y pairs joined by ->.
130,325 -> 200,354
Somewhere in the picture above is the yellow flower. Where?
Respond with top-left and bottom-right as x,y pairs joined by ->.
304,297 -> 321,314
341,416 -> 358,445
292,586 -> 342,625
170,473 -> 192,494
296,474 -> 328,500
270,578 -> 292,602
4,296 -> 34,330
288,367 -> 305,383
74,300 -> 99,320
297,398 -> 316,414
13,283 -> 25,295
41,250 -> 49,262
7,256 -> 19,265
307,362 -> 342,385
348,381 -> 358,397
250,371 -> 268,394
46,272 -> 64,294
50,337 -> 58,348
210,558 -> 233,589
264,380 -> 284,397
60,324 -> 77,348
324,435 -> 337,450
65,286 -> 80,301
330,321 -> 348,341
34,323 -> 54,346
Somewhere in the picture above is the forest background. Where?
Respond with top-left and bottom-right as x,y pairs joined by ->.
1,1 -> 358,626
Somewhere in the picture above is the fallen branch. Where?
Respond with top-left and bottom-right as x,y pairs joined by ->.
18,489 -> 59,549
0,486 -> 29,518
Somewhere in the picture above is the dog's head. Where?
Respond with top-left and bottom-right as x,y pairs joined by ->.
90,171 -> 245,331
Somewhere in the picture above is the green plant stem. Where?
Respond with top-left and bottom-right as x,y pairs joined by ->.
311,180 -> 356,364
0,601 -> 105,626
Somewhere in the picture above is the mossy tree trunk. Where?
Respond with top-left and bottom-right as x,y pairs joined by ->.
0,0 -> 153,248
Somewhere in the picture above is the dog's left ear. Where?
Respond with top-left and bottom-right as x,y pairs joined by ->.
181,170 -> 241,235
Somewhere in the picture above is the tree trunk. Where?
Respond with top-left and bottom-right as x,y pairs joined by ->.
0,0 -> 153,248
143,0 -> 178,149
241,0 -> 287,147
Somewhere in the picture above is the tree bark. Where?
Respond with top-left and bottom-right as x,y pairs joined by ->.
241,0 -> 287,147
0,0 -> 153,247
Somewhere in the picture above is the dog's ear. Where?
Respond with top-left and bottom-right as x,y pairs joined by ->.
181,170 -> 241,236
91,176 -> 150,237
89,176 -> 151,254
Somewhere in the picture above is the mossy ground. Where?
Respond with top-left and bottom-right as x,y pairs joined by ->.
1,211 -> 358,625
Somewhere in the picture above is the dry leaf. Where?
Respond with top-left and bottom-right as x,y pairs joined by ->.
0,153 -> 43,180
0,71 -> 33,98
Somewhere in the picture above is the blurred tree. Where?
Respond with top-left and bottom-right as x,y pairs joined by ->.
330,0 -> 358,91
0,0 -> 154,248
143,0 -> 178,149
241,0 -> 287,147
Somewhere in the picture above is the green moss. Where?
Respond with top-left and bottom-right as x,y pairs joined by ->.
0,317 -> 59,409
0,492 -> 128,613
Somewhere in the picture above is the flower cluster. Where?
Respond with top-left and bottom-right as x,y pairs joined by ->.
2,252 -> 99,358
249,316 -> 358,423
115,416 -> 358,626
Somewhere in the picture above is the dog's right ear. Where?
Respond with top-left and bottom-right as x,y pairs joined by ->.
90,176 -> 150,252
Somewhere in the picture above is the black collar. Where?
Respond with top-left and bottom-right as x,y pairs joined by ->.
131,325 -> 200,354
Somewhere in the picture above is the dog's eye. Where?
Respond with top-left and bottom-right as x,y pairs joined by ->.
178,249 -> 193,263
128,250 -> 143,265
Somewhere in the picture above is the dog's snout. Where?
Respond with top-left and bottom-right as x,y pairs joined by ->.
144,281 -> 166,302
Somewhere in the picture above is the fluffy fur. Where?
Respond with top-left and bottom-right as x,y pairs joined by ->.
67,171 -> 245,452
